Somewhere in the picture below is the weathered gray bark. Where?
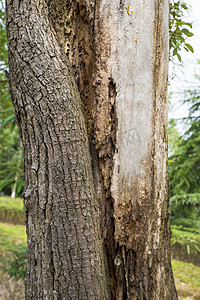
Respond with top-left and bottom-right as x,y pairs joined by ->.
6,0 -> 178,299
6,0 -> 109,299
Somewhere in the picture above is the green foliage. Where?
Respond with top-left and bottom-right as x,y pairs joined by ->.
171,217 -> 199,230
169,127 -> 200,228
168,118 -> 182,155
169,0 -> 194,63
0,0 -> 10,118
169,122 -> 200,195
0,222 -> 27,283
169,68 -> 200,229
5,245 -> 27,281
0,196 -> 25,224
171,224 -> 199,234
0,0 -> 24,196
171,193 -> 200,206
170,194 -> 200,229
0,127 -> 24,195
171,225 -> 200,254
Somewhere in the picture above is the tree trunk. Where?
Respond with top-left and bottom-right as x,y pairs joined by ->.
6,1 -> 109,299
6,0 -> 178,299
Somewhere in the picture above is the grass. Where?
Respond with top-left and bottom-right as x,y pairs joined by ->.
0,276 -> 25,300
0,222 -> 26,253
0,222 -> 26,300
172,260 -> 200,299
0,196 -> 25,225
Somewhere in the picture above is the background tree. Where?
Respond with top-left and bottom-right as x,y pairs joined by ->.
0,0 -> 24,196
169,66 -> 200,230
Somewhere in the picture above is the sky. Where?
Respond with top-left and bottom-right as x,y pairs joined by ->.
169,0 -> 200,127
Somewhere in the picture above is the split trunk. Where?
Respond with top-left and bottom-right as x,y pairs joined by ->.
6,0 -> 178,299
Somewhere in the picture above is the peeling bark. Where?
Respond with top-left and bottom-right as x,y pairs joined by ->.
6,0 -> 178,299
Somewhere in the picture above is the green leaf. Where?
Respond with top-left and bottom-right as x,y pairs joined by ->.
177,53 -> 182,62
0,107 -> 13,113
185,43 -> 194,53
193,244 -> 200,253
184,22 -> 193,28
10,119 -> 16,133
182,28 -> 194,37
173,48 -> 177,56
177,36 -> 185,43
2,113 -> 15,128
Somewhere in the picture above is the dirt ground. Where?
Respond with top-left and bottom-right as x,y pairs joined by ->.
174,276 -> 200,300
0,273 -> 24,300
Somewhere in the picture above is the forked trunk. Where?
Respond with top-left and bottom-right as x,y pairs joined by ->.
6,0 -> 178,299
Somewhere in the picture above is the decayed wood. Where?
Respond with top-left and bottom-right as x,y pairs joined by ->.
58,0 -> 178,299
6,0 -> 109,299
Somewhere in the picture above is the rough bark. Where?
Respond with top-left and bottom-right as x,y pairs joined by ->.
6,0 -> 178,299
6,0 -> 109,299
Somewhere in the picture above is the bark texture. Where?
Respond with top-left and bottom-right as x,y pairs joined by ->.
6,0 -> 178,299
6,1 -> 109,299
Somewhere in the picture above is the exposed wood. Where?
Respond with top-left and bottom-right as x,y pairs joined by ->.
59,0 -> 178,298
